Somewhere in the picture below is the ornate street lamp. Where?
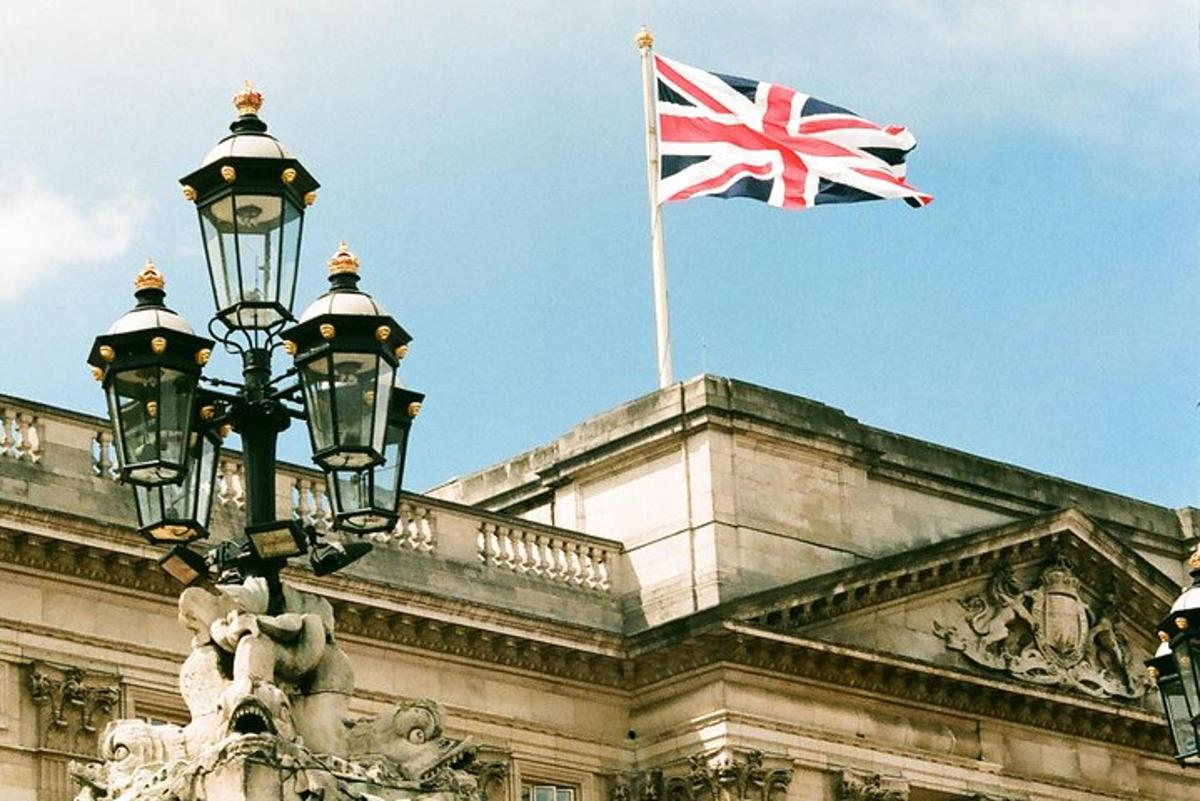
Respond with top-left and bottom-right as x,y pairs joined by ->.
1149,551 -> 1200,764
280,242 -> 412,472
86,83 -> 422,600
87,260 -> 214,486
179,81 -> 318,342
326,385 -> 424,533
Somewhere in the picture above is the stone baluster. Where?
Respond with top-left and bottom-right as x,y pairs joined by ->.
218,458 -> 245,508
311,482 -> 331,531
582,546 -> 598,589
94,430 -> 116,479
500,527 -> 516,570
295,477 -> 315,524
16,412 -> 40,462
568,542 -> 585,586
0,408 -> 15,458
596,550 -> 610,591
412,504 -> 434,551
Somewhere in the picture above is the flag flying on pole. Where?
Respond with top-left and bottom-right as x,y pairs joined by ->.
654,54 -> 932,210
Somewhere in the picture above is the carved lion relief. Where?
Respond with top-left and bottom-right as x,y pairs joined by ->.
933,555 -> 1146,699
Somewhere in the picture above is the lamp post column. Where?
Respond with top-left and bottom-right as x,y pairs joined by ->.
237,348 -> 289,529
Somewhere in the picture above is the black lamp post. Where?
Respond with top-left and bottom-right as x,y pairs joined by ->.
87,83 -> 421,605
1148,551 -> 1200,764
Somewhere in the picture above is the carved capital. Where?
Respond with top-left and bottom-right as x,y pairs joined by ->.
836,769 -> 908,801
610,769 -> 664,801
26,661 -> 121,756
657,748 -> 791,801
464,744 -> 513,801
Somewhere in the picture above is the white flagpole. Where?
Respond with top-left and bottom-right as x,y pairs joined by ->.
636,26 -> 674,389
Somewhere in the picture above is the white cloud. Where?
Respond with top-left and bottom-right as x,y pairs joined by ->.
0,172 -> 147,303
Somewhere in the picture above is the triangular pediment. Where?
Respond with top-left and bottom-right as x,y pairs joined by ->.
728,508 -> 1179,706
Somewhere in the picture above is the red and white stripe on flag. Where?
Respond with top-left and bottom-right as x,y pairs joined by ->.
653,54 -> 932,210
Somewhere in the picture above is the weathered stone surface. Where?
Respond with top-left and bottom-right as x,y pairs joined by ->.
70,578 -> 491,801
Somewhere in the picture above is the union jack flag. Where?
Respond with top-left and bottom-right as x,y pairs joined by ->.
654,54 -> 932,210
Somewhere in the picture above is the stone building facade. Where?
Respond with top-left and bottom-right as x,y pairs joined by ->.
0,374 -> 1195,800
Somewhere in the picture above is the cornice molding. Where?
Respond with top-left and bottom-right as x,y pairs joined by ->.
0,519 -> 1173,753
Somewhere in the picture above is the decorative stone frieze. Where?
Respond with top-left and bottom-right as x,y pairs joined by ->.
835,769 -> 908,801
27,662 -> 121,755
933,554 -> 1146,699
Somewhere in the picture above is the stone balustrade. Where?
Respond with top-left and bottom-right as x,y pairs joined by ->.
0,404 -> 43,463
0,393 -> 622,601
477,520 -> 613,592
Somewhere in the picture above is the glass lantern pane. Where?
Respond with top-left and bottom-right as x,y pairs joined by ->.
371,359 -> 395,456
331,352 -> 380,468
1163,675 -> 1200,757
111,368 -> 157,468
111,366 -> 192,483
157,367 -> 194,468
374,419 -> 409,516
133,483 -> 164,529
301,356 -> 337,455
194,432 -> 219,530
277,200 -> 302,313
330,470 -> 367,514
232,193 -> 285,329
200,196 -> 237,312
1175,637 -> 1200,718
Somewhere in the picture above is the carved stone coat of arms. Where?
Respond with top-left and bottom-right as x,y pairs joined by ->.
933,556 -> 1146,699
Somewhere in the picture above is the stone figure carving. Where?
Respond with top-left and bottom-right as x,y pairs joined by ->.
70,575 -> 491,801
933,555 -> 1146,699
835,769 -> 908,801
27,662 -> 121,754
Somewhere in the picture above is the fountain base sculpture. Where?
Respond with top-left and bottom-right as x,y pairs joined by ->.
70,577 -> 487,801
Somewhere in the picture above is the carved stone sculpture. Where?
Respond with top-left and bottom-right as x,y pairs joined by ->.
836,769 -> 908,801
27,663 -> 121,755
70,576 -> 494,801
933,555 -> 1146,699
659,749 -> 792,801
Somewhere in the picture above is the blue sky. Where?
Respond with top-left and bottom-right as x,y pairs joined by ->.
1,2 -> 1197,507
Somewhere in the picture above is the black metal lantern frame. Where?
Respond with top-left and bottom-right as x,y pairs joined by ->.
280,268 -> 412,473
133,401 -> 224,545
87,274 -> 215,487
1149,566 -> 1200,765
326,386 -> 424,533
180,94 -> 318,350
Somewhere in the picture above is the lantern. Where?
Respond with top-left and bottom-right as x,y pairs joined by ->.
280,242 -> 411,472
179,82 -> 317,335
326,386 -> 423,533
87,260 -> 214,486
132,410 -> 223,545
1149,553 -> 1200,765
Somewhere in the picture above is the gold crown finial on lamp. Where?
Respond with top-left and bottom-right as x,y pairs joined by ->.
233,80 -> 264,116
134,257 -> 165,291
635,26 -> 654,50
328,241 -> 360,275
